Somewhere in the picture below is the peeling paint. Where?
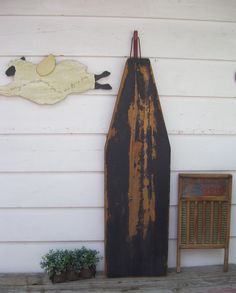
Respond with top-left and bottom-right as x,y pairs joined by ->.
105,58 -> 170,277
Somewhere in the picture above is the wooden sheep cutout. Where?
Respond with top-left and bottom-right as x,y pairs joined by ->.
0,55 -> 112,104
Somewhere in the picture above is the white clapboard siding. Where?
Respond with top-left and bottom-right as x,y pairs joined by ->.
0,173 -> 105,208
0,238 -> 235,272
0,17 -> 235,60
0,96 -> 236,135
1,0 -> 236,22
170,135 -> 236,171
0,95 -> 117,135
0,0 -> 235,273
0,206 -> 234,241
0,171 -> 235,208
0,208 -> 104,242
1,57 -> 236,98
0,135 -> 105,172
2,238 -> 236,272
0,242 -> 104,272
168,237 -> 236,268
0,135 -> 236,172
162,97 -> 236,135
0,206 -> 173,241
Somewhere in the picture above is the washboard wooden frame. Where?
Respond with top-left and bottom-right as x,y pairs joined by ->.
176,174 -> 232,272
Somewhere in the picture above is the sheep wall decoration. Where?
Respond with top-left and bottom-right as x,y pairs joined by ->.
0,54 -> 112,104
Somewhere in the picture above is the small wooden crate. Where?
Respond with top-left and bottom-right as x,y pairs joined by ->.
176,174 -> 232,272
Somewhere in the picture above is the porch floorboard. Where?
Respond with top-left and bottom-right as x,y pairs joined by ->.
0,265 -> 236,293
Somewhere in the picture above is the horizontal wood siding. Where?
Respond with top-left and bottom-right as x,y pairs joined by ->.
0,205 -> 235,241
1,58 -> 236,98
0,238 -> 235,273
0,135 -> 235,172
1,0 -> 236,22
0,0 -> 235,272
0,17 -> 235,60
0,171 -> 235,208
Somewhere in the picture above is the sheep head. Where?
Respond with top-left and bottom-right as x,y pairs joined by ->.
5,57 -> 27,77
5,57 -> 38,81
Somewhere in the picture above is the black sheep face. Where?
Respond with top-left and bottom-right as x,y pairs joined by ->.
5,56 -> 25,77
5,66 -> 16,77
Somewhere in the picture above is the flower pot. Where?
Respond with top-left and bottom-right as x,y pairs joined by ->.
66,270 -> 81,281
50,272 -> 67,283
50,268 -> 96,283
80,268 -> 94,279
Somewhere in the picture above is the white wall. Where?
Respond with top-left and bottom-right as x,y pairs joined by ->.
0,0 -> 236,272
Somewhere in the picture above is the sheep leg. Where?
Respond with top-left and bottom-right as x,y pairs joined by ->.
95,82 -> 112,90
94,71 -> 110,81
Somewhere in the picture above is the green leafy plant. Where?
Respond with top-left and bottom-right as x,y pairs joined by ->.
74,246 -> 100,269
40,247 -> 100,278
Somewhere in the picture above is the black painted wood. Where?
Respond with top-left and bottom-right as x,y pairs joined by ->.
105,58 -> 170,277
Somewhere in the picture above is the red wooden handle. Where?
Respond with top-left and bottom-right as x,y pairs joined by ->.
133,31 -> 138,58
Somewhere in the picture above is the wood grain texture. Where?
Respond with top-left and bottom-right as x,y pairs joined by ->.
1,0 -> 236,22
105,58 -> 170,276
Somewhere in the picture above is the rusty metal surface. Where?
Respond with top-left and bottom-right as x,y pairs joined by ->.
105,58 -> 170,277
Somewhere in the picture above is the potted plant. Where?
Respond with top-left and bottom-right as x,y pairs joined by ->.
40,247 -> 100,283
74,246 -> 98,278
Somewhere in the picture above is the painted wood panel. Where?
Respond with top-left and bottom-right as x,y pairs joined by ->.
0,95 -> 116,134
0,242 -> 104,272
0,95 -> 235,135
161,98 -> 236,135
0,173 -> 104,208
1,57 -> 236,98
105,58 -> 170,276
0,208 -> 104,241
0,17 -> 235,60
170,135 -> 236,171
0,135 -> 235,172
155,59 -> 236,98
1,0 -> 236,22
0,206 -> 234,241
0,135 -> 105,172
0,172 -> 235,208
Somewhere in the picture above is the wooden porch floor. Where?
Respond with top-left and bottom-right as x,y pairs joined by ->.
0,265 -> 236,293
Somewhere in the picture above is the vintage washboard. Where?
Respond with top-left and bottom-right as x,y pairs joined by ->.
105,32 -> 171,277
176,174 -> 232,272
